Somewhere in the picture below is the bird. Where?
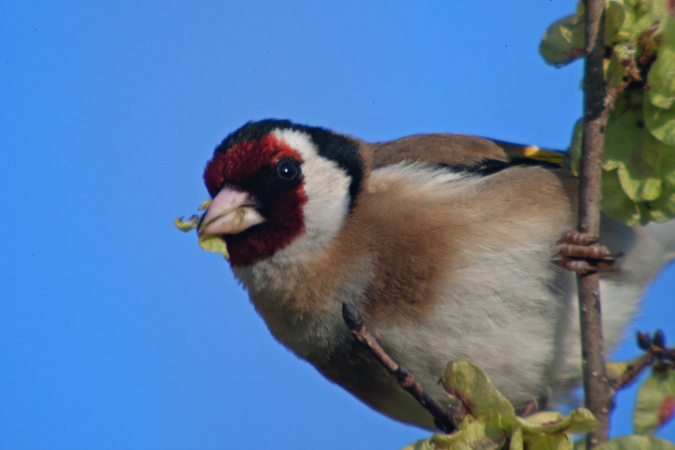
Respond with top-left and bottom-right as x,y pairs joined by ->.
197,119 -> 675,430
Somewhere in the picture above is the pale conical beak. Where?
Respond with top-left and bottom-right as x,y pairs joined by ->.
198,187 -> 266,236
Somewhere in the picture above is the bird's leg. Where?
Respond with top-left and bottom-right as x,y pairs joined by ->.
518,398 -> 540,417
554,231 -> 621,274
517,394 -> 550,418
341,302 -> 457,433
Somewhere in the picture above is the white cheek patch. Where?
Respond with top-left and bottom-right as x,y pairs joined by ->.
273,128 -> 352,257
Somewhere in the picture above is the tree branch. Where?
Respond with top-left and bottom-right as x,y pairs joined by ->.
579,0 -> 613,446
341,302 -> 457,433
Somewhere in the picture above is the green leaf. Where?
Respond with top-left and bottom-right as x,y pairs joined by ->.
609,0 -> 660,44
604,0 -> 627,45
617,164 -> 663,202
604,95 -> 664,202
176,200 -> 230,259
634,367 -> 675,434
510,427 -> 524,450
644,99 -> 675,147
540,4 -> 586,66
601,168 -> 649,225
594,435 -> 675,450
606,42 -> 637,89
198,234 -> 230,259
430,414 -> 507,450
646,183 -> 675,222
513,408 -> 596,450
523,432 -> 573,450
400,439 -> 437,450
647,19 -> 675,109
568,119 -> 583,176
175,199 -> 212,232
174,215 -> 200,232
441,361 -> 516,421
603,95 -> 641,173
517,408 -> 597,435
517,411 -> 565,433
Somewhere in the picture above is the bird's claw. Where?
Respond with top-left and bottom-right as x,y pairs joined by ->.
555,231 -> 621,274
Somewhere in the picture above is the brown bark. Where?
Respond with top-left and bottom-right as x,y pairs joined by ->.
579,0 -> 613,446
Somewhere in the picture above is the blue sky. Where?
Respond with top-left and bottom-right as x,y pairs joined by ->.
1,1 -> 673,449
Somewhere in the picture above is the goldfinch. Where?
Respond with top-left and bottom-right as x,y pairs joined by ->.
198,119 -> 675,429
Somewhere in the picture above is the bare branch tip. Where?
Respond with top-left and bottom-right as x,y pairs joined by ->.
341,302 -> 363,332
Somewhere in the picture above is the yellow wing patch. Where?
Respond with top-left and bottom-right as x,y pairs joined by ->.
506,145 -> 566,167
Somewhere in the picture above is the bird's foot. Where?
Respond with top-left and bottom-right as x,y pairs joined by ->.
518,398 -> 540,417
554,231 -> 621,274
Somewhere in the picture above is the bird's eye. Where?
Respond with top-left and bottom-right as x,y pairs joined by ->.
275,158 -> 301,182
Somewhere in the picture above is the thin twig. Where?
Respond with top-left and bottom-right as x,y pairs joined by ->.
611,331 -> 675,391
610,354 -> 654,391
579,0 -> 613,446
341,302 -> 456,433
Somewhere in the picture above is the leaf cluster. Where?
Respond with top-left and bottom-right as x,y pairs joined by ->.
175,199 -> 230,259
402,361 -> 597,450
541,0 -> 675,225
403,360 -> 674,450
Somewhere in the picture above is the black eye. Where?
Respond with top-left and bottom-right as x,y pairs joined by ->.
249,158 -> 302,200
275,158 -> 301,182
